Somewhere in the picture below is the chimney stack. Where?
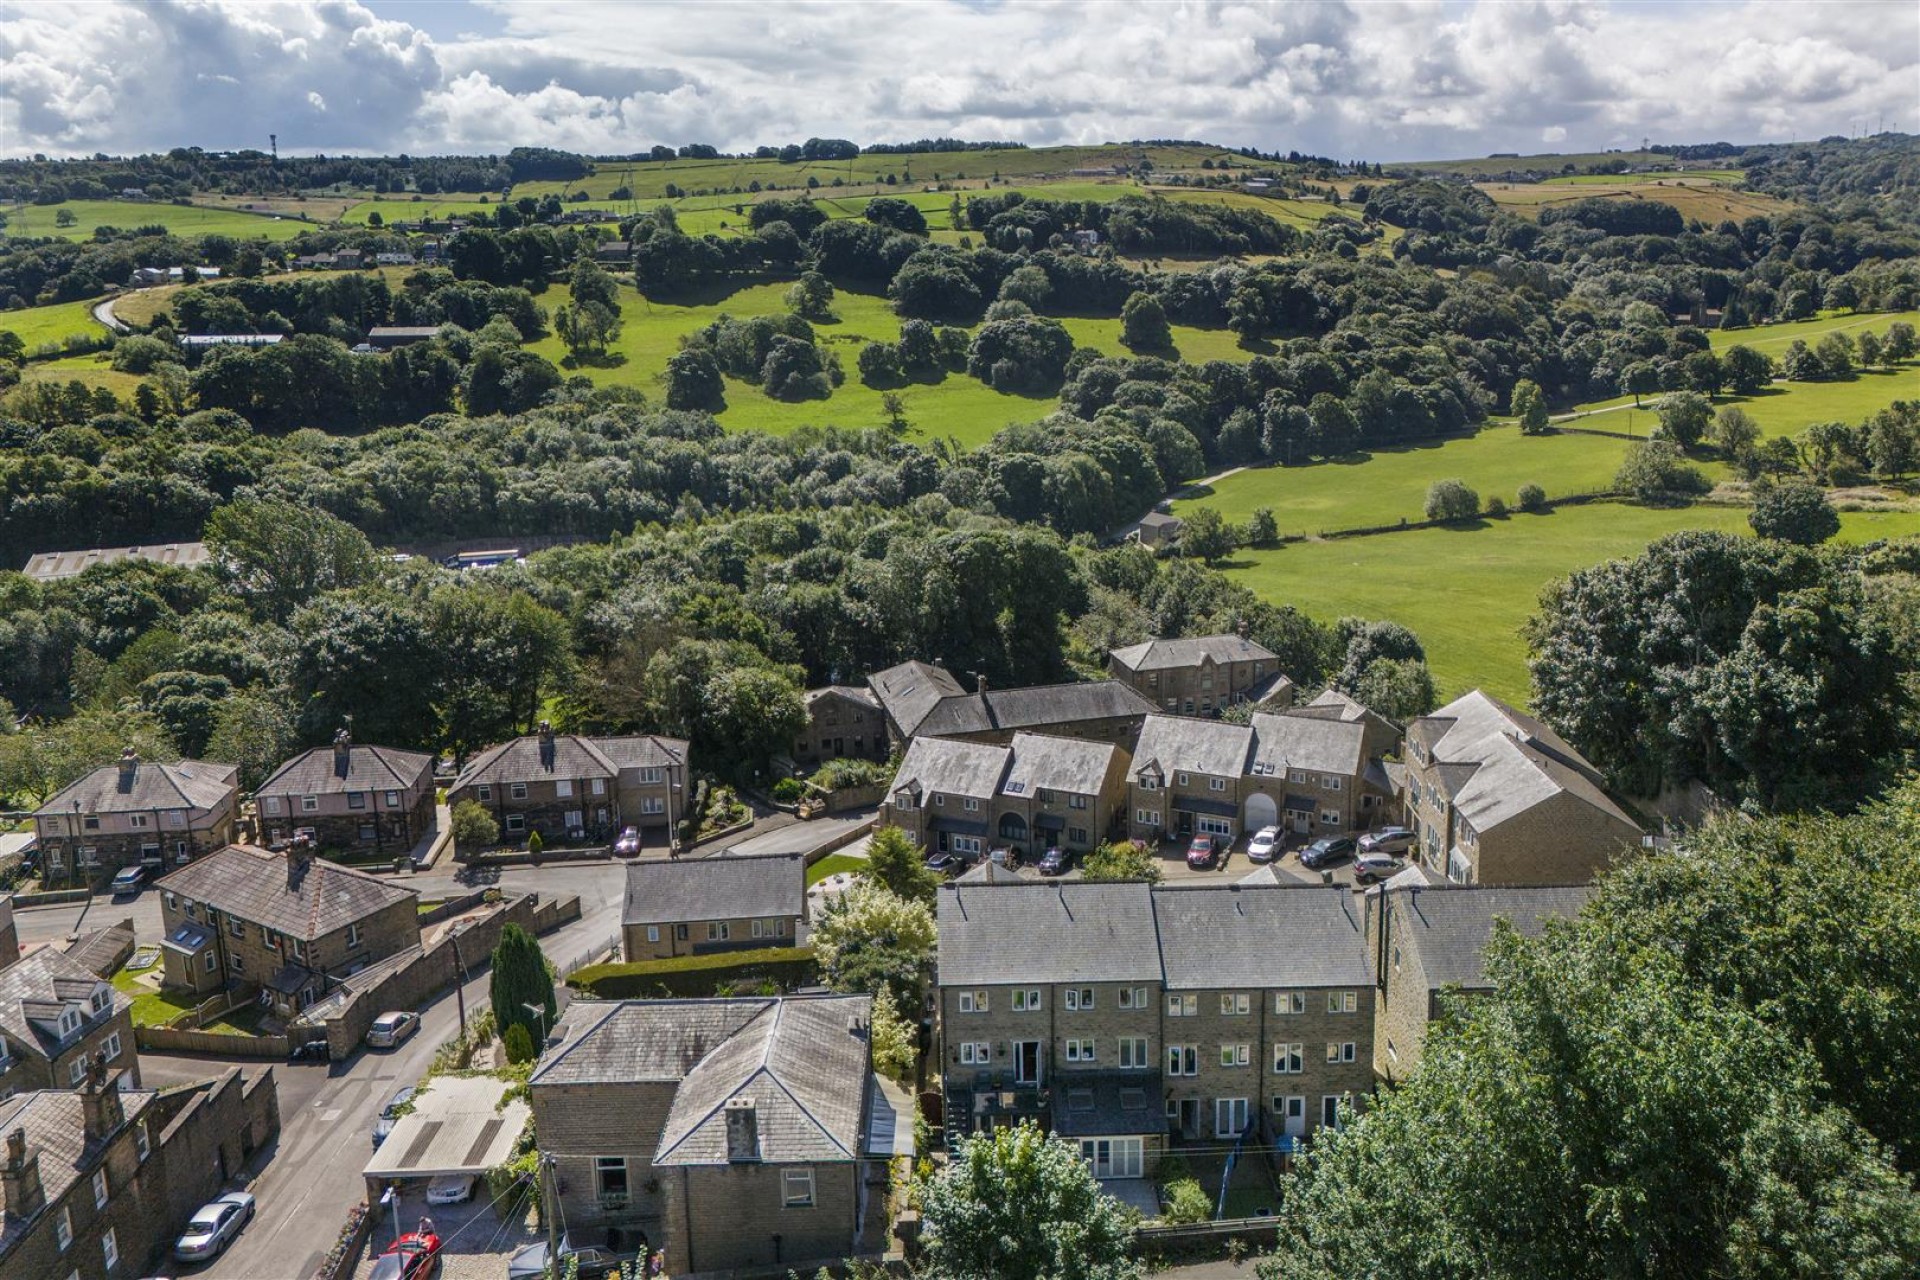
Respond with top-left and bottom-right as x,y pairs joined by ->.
724,1098 -> 760,1163
333,726 -> 352,779
2,1127 -> 44,1221
80,1054 -> 124,1141
537,720 -> 556,769
117,747 -> 139,793
288,834 -> 313,887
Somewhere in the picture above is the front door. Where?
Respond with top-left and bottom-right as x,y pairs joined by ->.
1280,1095 -> 1306,1138
1014,1040 -> 1042,1086
1174,1099 -> 1202,1140
1290,810 -> 1311,835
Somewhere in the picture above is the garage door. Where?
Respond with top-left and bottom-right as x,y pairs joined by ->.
1243,792 -> 1278,832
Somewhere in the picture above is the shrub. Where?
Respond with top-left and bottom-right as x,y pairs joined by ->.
1516,483 -> 1547,512
449,799 -> 499,851
1615,440 -> 1712,503
1161,1177 -> 1212,1225
771,777 -> 805,804
568,947 -> 818,998
1424,478 -> 1480,522
502,1022 -> 535,1064
526,829 -> 543,855
1484,495 -> 1508,517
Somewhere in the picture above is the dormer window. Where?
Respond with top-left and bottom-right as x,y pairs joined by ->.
1138,774 -> 1159,791
90,988 -> 109,1015
59,1007 -> 81,1037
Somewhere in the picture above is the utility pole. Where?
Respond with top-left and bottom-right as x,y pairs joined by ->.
542,1153 -> 562,1264
449,927 -> 467,1041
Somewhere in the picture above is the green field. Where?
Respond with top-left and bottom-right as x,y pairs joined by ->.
1709,309 -> 1920,355
3,199 -> 314,242
0,297 -> 108,351
1541,169 -> 1744,185
1224,503 -> 1920,704
21,352 -> 142,395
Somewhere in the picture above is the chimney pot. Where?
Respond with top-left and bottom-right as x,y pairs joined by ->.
117,748 -> 139,792
2,1126 -> 44,1219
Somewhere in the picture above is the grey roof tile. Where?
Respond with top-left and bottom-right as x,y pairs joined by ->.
154,844 -> 416,941
1379,882 -> 1594,988
1152,884 -> 1370,989
1248,710 -> 1367,778
1409,691 -> 1638,834
869,662 -> 965,737
0,1089 -> 155,1255
915,681 -> 1154,738
937,882 -> 1162,986
1002,733 -> 1119,797
1132,716 -> 1253,780
257,743 -> 432,798
1108,634 -> 1278,672
0,950 -> 130,1059
37,758 -> 236,818
890,737 -> 1010,801
622,853 -> 805,927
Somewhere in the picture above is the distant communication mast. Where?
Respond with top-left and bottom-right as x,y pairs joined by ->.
270,133 -> 278,162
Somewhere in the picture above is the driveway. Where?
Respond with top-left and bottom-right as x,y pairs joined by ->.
715,808 -> 874,860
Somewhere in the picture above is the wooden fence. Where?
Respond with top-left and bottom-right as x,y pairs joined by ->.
136,1025 -> 291,1057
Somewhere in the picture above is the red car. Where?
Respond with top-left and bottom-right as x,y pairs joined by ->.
1186,833 -> 1221,870
369,1230 -> 442,1280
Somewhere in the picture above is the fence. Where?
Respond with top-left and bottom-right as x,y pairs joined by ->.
560,931 -> 622,979
136,1025 -> 292,1057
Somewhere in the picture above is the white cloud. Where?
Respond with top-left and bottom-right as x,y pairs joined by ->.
0,0 -> 1912,159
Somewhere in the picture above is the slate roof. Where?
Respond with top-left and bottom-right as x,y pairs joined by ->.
452,733 -> 685,789
1132,715 -> 1252,780
1248,711 -> 1367,778
590,735 -> 689,771
622,853 -> 805,927
1002,733 -> 1119,797
1408,691 -> 1638,835
155,844 -> 416,941
914,681 -> 1154,739
1051,1074 -> 1163,1138
805,685 -> 881,710
937,882 -> 1161,986
1377,882 -> 1594,989
0,949 -> 127,1060
869,661 -> 965,738
890,737 -> 1010,802
1153,885 -> 1370,990
36,757 -> 236,818
1109,634 -> 1278,673
0,1088 -> 155,1255
532,996 -> 872,1166
62,920 -> 135,979
257,743 -> 432,797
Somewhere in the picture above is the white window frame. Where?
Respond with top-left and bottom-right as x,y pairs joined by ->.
1117,986 -> 1148,1009
1219,993 -> 1250,1016
1327,991 -> 1357,1014
300,795 -> 318,813
1273,1043 -> 1304,1074
1166,993 -> 1197,1017
56,1205 -> 72,1251
958,990 -> 989,1014
959,1042 -> 992,1065
1064,987 -> 1094,1011
707,922 -> 731,942
93,1168 -> 108,1208
591,778 -> 606,796
1166,1044 -> 1198,1076
782,1167 -> 815,1208
1327,1041 -> 1357,1064
1011,988 -> 1041,1012
103,1031 -> 121,1061
102,1227 -> 119,1270
1219,1043 -> 1251,1067
1118,1036 -> 1149,1069
346,923 -> 362,947
1136,808 -> 1162,826
476,785 -> 492,802
646,926 -> 660,943
509,782 -> 528,800
556,779 -> 573,798
1208,777 -> 1227,792
1064,1038 -> 1096,1063
504,813 -> 526,832
1275,991 -> 1305,1015
1214,1097 -> 1249,1138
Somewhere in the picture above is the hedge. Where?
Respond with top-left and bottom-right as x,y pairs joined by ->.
567,946 -> 818,999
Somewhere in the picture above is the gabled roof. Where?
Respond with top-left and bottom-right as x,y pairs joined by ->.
937,882 -> 1162,986
155,844 -> 417,941
257,743 -> 433,797
914,681 -> 1154,739
1153,884 -> 1370,990
869,661 -> 966,737
0,949 -> 127,1060
532,996 -> 872,1166
1373,882 -> 1594,989
1109,634 -> 1278,672
804,685 -> 880,710
889,737 -> 1009,802
1248,710 -> 1367,778
622,853 -> 805,927
452,733 -> 686,790
1408,691 -> 1638,835
0,1088 -> 154,1255
1002,733 -> 1120,798
590,735 -> 689,771
36,758 -> 236,818
1132,715 -> 1252,780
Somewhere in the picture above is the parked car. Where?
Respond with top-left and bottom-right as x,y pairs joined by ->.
109,865 -> 146,895
1245,826 -> 1282,864
368,1228 -> 442,1280
922,850 -> 965,878
508,1236 -> 621,1280
366,1011 -> 421,1049
1352,851 -> 1404,883
613,826 -> 641,857
425,1173 -> 475,1205
1186,833 -> 1221,870
1037,845 -> 1074,876
373,1084 -> 417,1146
173,1191 -> 255,1262
988,846 -> 1022,870
1359,826 -> 1417,856
1299,835 -> 1357,869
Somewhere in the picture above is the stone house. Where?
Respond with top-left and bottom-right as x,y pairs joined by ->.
448,723 -> 690,845
867,661 -> 965,748
795,687 -> 888,766
254,730 -> 435,855
154,843 -> 421,1018
0,951 -> 138,1101
1107,633 -> 1294,717
1401,691 -> 1642,885
621,853 -> 807,962
881,732 -> 1131,861
866,660 -> 1153,752
33,752 -> 238,886
1363,874 -> 1593,1082
0,1063 -> 278,1280
530,995 -> 897,1276
1132,511 -> 1183,549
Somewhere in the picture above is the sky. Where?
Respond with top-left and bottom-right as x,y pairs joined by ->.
1,0 -> 1915,161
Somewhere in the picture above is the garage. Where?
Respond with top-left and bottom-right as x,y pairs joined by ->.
1243,792 -> 1278,832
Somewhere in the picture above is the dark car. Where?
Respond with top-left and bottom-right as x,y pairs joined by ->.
373,1084 -> 416,1146
1299,835 -> 1357,869
508,1237 -> 621,1280
922,850 -> 965,878
1185,833 -> 1221,870
1037,846 -> 1074,876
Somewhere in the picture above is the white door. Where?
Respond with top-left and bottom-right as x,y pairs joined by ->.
1214,1097 -> 1248,1138
1280,1095 -> 1306,1138
1290,809 -> 1311,835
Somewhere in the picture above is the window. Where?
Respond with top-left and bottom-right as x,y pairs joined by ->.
164,891 -> 176,911
590,779 -> 606,796
676,924 -> 689,941
129,814 -> 149,829
476,785 -> 492,802
1137,775 -> 1159,791
639,767 -> 664,785
958,990 -> 989,1013
892,791 -> 918,811
102,1032 -> 121,1061
262,798 -> 283,816
1322,1096 -> 1345,1130
595,1156 -> 629,1199
1209,777 -> 1228,792
958,1042 -> 992,1065
1011,988 -> 1041,1012
962,797 -> 979,812
1326,1042 -> 1357,1064
1323,776 -> 1343,791
509,783 -> 528,800
1327,991 -> 1357,1014
751,919 -> 763,939
641,797 -> 665,815
300,796 -> 318,813
1275,991 -> 1305,1015
1219,1043 -> 1251,1067
504,814 -> 526,833
1290,769 -> 1308,784
1118,1037 -> 1150,1069
1219,993 -> 1250,1016
228,952 -> 245,975
93,1168 -> 108,1208
1117,987 -> 1148,1009
1136,809 -> 1162,826
1068,794 -> 1087,810
1064,1038 -> 1096,1062
203,950 -> 218,973
346,923 -> 362,947
556,780 -> 573,798
135,1123 -> 150,1161
228,917 -> 245,938
1177,772 -> 1190,786
90,988 -> 108,1014
1079,1137 -> 1144,1179
1166,1044 -> 1198,1076
1273,1043 -> 1304,1074
55,1205 -> 72,1250
1320,809 -> 1342,827
1064,988 -> 1094,1011
1214,1097 -> 1249,1138
385,790 -> 401,807
782,1168 -> 815,1208
102,1227 -> 119,1270
646,926 -> 660,943
348,792 -> 366,810
1166,993 -> 1196,1017
1069,828 -> 1088,845
707,922 -> 731,942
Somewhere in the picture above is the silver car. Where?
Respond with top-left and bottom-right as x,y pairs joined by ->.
174,1191 -> 255,1262
1359,826 -> 1417,856
366,1010 -> 420,1049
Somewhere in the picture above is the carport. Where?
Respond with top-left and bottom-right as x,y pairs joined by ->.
362,1074 -> 530,1206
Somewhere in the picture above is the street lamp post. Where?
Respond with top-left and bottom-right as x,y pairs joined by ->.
523,1001 -> 547,1049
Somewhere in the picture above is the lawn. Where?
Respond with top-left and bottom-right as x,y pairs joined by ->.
113,962 -> 268,1035
806,853 -> 868,887
21,352 -> 144,396
0,297 -> 110,352
4,199 -> 314,242
1708,309 -> 1920,355
1222,503 -> 1920,705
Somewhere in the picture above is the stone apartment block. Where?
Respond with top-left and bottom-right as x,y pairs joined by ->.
936,880 -> 1377,1172
795,687 -> 889,766
33,752 -> 238,886
882,732 -> 1131,862
868,660 -> 1154,752
621,853 -> 807,962
1107,633 -> 1295,717
1402,690 -> 1642,885
1126,705 -> 1399,846
0,950 -> 138,1101
1363,875 -> 1593,1082
254,730 -> 435,855
449,723 -> 689,845
0,1063 -> 278,1280
530,995 -> 900,1277
155,843 -> 420,1018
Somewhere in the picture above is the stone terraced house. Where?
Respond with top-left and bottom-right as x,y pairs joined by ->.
33,752 -> 238,886
448,723 -> 689,846
254,730 -> 435,855
1107,632 -> 1295,717
880,732 -> 1131,862
0,950 -> 137,1101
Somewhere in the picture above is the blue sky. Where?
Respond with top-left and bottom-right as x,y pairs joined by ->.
1,0 -> 1913,159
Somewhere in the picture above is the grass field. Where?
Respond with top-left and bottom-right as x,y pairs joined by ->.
1709,309 -> 1920,354
0,297 -> 109,351
20,352 -> 143,395
1224,503 -> 1920,704
3,199 -> 314,242
1476,178 -> 1792,224
1541,169 -> 1744,185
